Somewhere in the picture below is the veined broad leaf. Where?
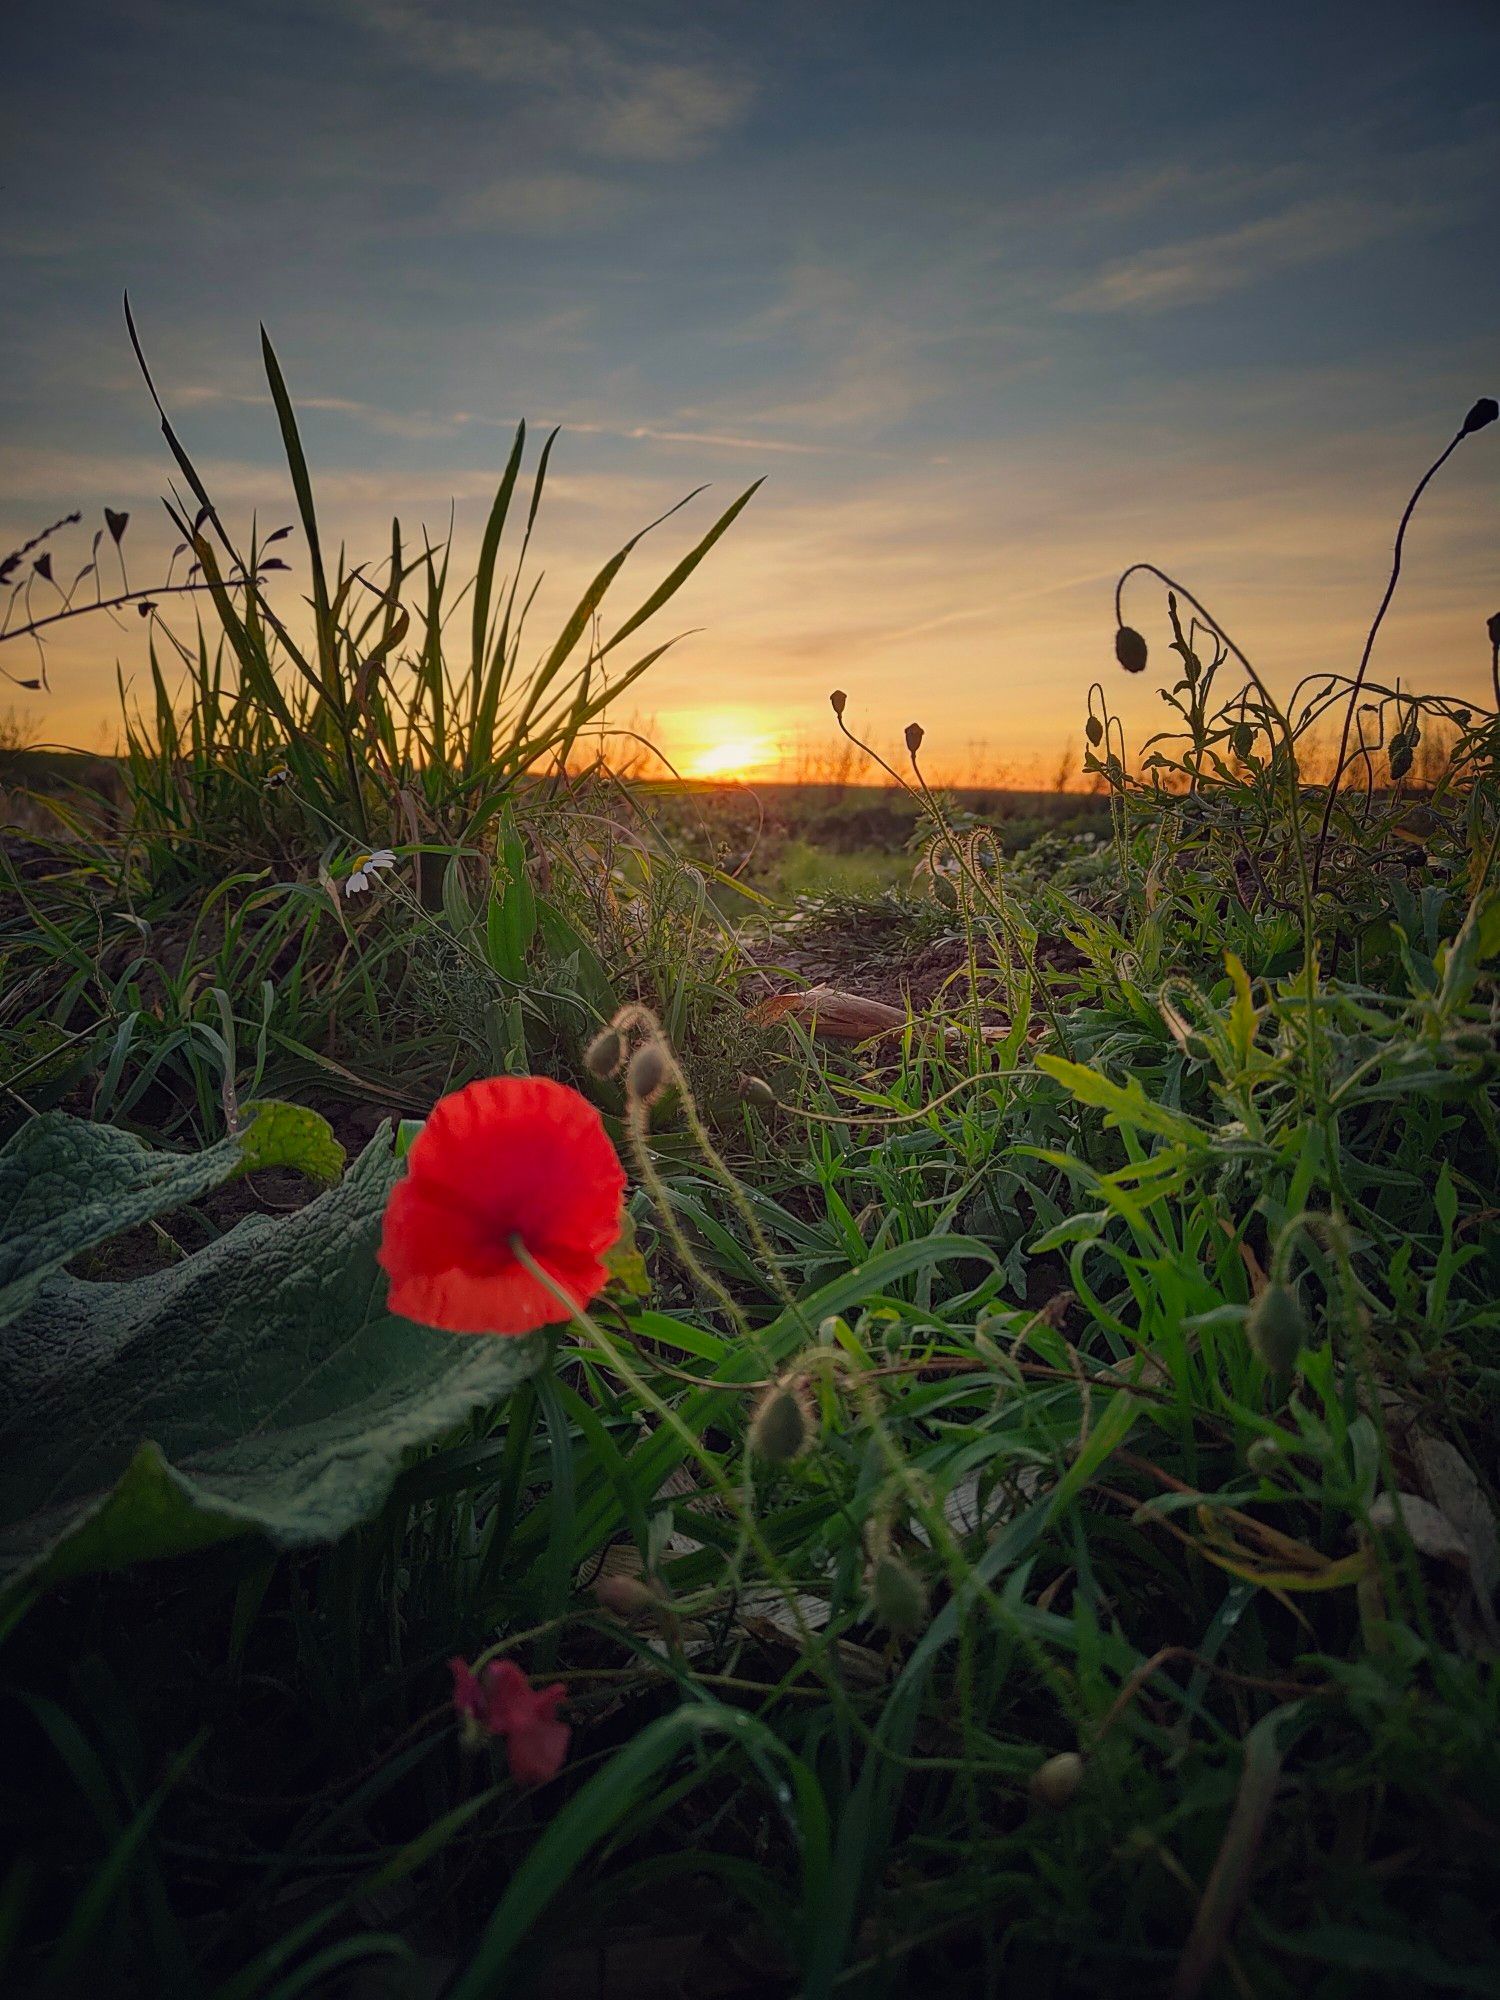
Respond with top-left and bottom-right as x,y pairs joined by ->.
0,1126 -> 543,1600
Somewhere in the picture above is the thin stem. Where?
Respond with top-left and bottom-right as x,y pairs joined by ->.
1311,427 -> 1465,891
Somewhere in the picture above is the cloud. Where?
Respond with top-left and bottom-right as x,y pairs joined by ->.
1061,195 -> 1437,313
444,171 -> 625,233
338,0 -> 752,162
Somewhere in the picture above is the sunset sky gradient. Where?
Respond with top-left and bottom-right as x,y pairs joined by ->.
4,0 -> 1499,779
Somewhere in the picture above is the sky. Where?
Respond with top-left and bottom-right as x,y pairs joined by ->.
3,0 -> 1499,782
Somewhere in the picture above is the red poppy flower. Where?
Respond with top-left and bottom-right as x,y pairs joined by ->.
483,1659 -> 571,1786
448,1655 -> 571,1785
379,1075 -> 626,1336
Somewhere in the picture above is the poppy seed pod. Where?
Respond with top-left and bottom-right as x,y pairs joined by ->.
1029,1750 -> 1086,1811
1247,1282 -> 1308,1374
1460,397 -> 1498,436
625,1039 -> 669,1104
830,688 -> 848,717
1114,625 -> 1149,674
1086,715 -> 1104,747
1487,612 -> 1500,648
870,1553 -> 928,1635
905,722 -> 925,757
584,1027 -> 623,1078
748,1380 -> 811,1462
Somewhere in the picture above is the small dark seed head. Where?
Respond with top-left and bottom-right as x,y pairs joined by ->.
584,1027 -> 623,1078
829,688 -> 848,718
904,721 -> 924,757
1460,397 -> 1498,437
1114,625 -> 1149,674
625,1039 -> 670,1103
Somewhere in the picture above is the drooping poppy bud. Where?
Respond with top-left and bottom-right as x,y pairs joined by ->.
830,689 -> 848,717
1231,722 -> 1255,760
1114,625 -> 1148,674
1460,397 -> 1498,436
905,722 -> 925,757
1085,715 -> 1104,747
870,1553 -> 928,1635
740,1074 -> 778,1109
584,1027 -> 623,1078
749,1379 -> 812,1462
1029,1750 -> 1086,1810
625,1039 -> 669,1104
1247,1282 -> 1308,1374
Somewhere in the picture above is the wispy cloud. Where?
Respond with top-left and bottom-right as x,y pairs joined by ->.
442,171 -> 626,233
1061,194 -> 1439,313
338,0 -> 752,162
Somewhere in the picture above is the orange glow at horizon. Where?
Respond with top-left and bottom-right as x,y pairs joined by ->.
679,713 -> 781,779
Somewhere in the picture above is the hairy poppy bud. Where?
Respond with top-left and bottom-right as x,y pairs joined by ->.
905,722 -> 925,757
740,1074 -> 777,1109
1460,397 -> 1498,436
1086,715 -> 1104,747
594,1572 -> 669,1620
626,1039 -> 669,1104
830,689 -> 848,717
1246,1436 -> 1282,1476
1487,612 -> 1500,649
749,1380 -> 812,1462
584,1027 -> 623,1078
1114,625 -> 1148,674
1247,1282 -> 1308,1374
1231,722 -> 1255,760
870,1553 -> 928,1635
1029,1750 -> 1085,1811
1388,742 -> 1413,783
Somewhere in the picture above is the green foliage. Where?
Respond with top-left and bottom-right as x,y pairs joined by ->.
2,394 -> 1499,1997
0,1122 -> 542,1601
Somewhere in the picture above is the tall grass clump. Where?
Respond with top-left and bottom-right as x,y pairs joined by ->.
108,300 -> 759,885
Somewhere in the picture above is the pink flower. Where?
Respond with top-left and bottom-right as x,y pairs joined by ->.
448,1654 -> 571,1786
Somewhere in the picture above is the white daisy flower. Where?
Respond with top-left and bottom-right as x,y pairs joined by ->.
344,848 -> 397,896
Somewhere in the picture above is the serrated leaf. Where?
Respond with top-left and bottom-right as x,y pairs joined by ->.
239,1099 -> 345,1185
0,1135 -> 543,1600
1036,1053 -> 1205,1144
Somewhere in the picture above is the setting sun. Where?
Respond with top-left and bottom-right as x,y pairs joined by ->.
677,712 -> 781,779
686,733 -> 778,779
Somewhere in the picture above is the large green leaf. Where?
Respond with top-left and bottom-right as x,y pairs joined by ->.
0,1102 -> 344,1328
0,1127 -> 543,1600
